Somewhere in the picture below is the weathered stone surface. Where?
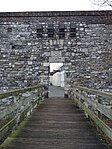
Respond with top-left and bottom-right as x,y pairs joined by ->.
0,11 -> 112,92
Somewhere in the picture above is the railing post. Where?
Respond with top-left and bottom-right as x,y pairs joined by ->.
70,86 -> 112,142
0,84 -> 45,143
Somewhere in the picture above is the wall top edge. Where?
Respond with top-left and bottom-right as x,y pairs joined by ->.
0,11 -> 112,17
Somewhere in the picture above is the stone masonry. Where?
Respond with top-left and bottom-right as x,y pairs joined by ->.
0,11 -> 112,92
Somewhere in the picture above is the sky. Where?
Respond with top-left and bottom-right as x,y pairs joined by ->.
50,63 -> 63,72
0,0 -> 112,12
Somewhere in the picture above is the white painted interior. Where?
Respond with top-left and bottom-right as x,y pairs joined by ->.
50,70 -> 65,87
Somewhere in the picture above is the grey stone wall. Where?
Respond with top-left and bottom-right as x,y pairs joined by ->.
0,11 -> 112,92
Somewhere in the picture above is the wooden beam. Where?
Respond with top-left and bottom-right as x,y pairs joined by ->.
72,96 -> 112,140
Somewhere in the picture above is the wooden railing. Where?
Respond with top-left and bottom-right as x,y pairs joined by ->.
0,84 -> 45,144
70,86 -> 112,140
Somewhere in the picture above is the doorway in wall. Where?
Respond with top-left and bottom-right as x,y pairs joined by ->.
49,63 -> 64,97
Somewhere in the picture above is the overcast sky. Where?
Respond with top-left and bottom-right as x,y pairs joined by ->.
50,63 -> 63,72
0,0 -> 112,12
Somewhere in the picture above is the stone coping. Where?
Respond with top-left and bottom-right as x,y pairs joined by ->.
0,11 -> 112,17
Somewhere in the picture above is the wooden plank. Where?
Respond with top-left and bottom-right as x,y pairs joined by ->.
0,99 -> 31,119
0,99 -> 40,142
1,97 -> 109,149
77,86 -> 112,100
73,90 -> 112,120
96,103 -> 112,120
73,97 -> 112,140
0,84 -> 44,100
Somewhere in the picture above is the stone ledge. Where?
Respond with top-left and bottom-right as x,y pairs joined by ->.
0,11 -> 112,17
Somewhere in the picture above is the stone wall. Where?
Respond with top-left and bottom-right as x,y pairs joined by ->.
0,11 -> 112,92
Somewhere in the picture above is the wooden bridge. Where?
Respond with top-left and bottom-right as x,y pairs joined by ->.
0,85 -> 112,149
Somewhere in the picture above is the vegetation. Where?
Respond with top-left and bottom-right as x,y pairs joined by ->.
93,0 -> 112,7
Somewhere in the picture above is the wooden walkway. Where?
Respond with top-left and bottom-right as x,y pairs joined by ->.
7,98 -> 108,149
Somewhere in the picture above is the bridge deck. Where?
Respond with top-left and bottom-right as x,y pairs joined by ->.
7,97 -> 108,149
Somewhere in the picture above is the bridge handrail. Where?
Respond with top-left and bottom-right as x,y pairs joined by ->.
0,84 -> 45,100
70,86 -> 112,140
77,86 -> 112,99
0,84 -> 45,144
